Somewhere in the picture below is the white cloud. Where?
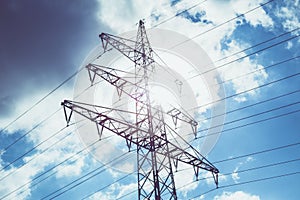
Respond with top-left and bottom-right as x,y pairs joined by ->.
176,167 -> 199,197
286,41 -> 293,50
272,1 -> 300,49
214,191 -> 260,200
274,2 -> 300,37
96,0 -> 169,33
246,156 -> 254,162
231,167 -> 240,183
89,182 -> 136,200
231,0 -> 273,28
147,0 -> 270,102
0,88 -> 89,199
201,171 -> 227,186
231,156 -> 254,183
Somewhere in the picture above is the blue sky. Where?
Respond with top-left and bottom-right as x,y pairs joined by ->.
0,0 -> 299,199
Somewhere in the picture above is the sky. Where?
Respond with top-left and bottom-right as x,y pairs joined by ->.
0,0 -> 299,199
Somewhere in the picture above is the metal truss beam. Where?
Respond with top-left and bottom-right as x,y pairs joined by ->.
61,100 -> 219,182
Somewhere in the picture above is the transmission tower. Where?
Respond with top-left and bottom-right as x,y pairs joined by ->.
61,20 -> 219,200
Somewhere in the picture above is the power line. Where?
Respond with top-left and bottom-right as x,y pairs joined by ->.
0,122 -> 82,183
170,0 -> 275,49
202,88 -> 300,123
164,157 -> 300,198
190,71 -> 300,111
179,157 -> 300,180
223,158 -> 300,177
40,153 -> 132,200
12,130 -> 300,199
81,172 -> 135,200
1,135 -> 114,200
211,28 -> 300,65
174,140 -> 300,173
1,88 -> 134,198
212,141 -> 300,164
0,122 -> 76,172
1,68 -> 130,155
2,108 -> 61,152
81,142 -> 300,199
190,171 -> 300,199
188,33 -> 300,80
25,103 -> 298,198
213,54 -> 300,86
0,67 -> 85,135
0,0 -> 280,149
151,0 -> 208,28
197,108 -> 300,140
152,15 -> 300,91
195,100 -> 300,135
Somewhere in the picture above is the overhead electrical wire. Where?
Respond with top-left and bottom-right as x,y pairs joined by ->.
10,116 -> 298,199
189,171 -> 300,199
172,141 -> 300,174
195,100 -> 300,136
7,55 -> 296,184
0,120 -> 81,172
1,134 -> 115,200
116,190 -> 136,200
170,0 -> 275,49
203,88 -> 300,122
117,158 -> 300,199
4,38 -> 298,160
1,76 -> 138,198
151,0 -> 208,29
188,34 -> 300,80
190,71 -> 300,111
5,99 -> 299,198
80,172 -> 135,200
211,28 -> 300,65
0,67 -> 84,135
1,99 -> 134,199
213,141 -> 300,164
2,108 -> 61,152
196,108 -> 300,140
40,153 -> 133,200
0,121 -> 84,184
212,54 -> 300,86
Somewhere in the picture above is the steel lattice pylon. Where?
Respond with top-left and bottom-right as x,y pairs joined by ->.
61,20 -> 219,200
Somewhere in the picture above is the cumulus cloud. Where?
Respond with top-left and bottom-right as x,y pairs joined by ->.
89,182 -> 136,200
275,3 -> 300,34
0,89 -> 87,199
214,191 -> 260,200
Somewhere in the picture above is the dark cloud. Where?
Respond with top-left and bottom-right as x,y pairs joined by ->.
0,0 -> 110,115
0,95 -> 16,118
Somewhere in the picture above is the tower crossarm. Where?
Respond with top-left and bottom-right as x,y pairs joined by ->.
99,32 -> 154,66
167,107 -> 198,137
86,63 -> 147,101
61,100 -> 219,186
